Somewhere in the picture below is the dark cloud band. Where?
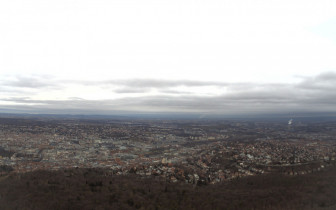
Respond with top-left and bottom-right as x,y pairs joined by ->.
0,72 -> 336,115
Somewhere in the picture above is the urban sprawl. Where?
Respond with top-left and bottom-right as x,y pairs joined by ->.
1,117 -> 336,185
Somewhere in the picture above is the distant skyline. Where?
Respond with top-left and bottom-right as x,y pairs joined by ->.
1,0 -> 336,115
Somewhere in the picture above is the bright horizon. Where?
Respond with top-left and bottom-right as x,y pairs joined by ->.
1,0 -> 336,115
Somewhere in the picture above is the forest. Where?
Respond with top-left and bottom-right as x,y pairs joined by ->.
0,166 -> 336,209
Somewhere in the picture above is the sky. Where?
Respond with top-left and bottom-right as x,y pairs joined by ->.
0,0 -> 336,116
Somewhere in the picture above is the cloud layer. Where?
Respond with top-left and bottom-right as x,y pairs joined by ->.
0,72 -> 336,115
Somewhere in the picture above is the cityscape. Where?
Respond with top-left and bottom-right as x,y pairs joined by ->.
1,116 -> 335,185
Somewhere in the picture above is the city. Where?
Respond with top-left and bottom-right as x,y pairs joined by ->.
1,116 -> 335,186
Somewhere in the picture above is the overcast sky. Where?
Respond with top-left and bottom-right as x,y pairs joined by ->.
1,0 -> 336,116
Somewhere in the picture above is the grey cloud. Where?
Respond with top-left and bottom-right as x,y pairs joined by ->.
297,72 -> 336,91
104,79 -> 228,88
1,72 -> 336,115
0,75 -> 228,94
113,87 -> 152,94
3,72 -> 336,92
66,79 -> 228,89
160,89 -> 194,95
108,79 -> 228,94
67,97 -> 85,101
315,72 -> 336,81
0,75 -> 58,89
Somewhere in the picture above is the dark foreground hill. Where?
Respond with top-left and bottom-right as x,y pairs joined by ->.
0,167 -> 336,210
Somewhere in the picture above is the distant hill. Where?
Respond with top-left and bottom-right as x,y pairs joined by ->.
1,111 -> 336,122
